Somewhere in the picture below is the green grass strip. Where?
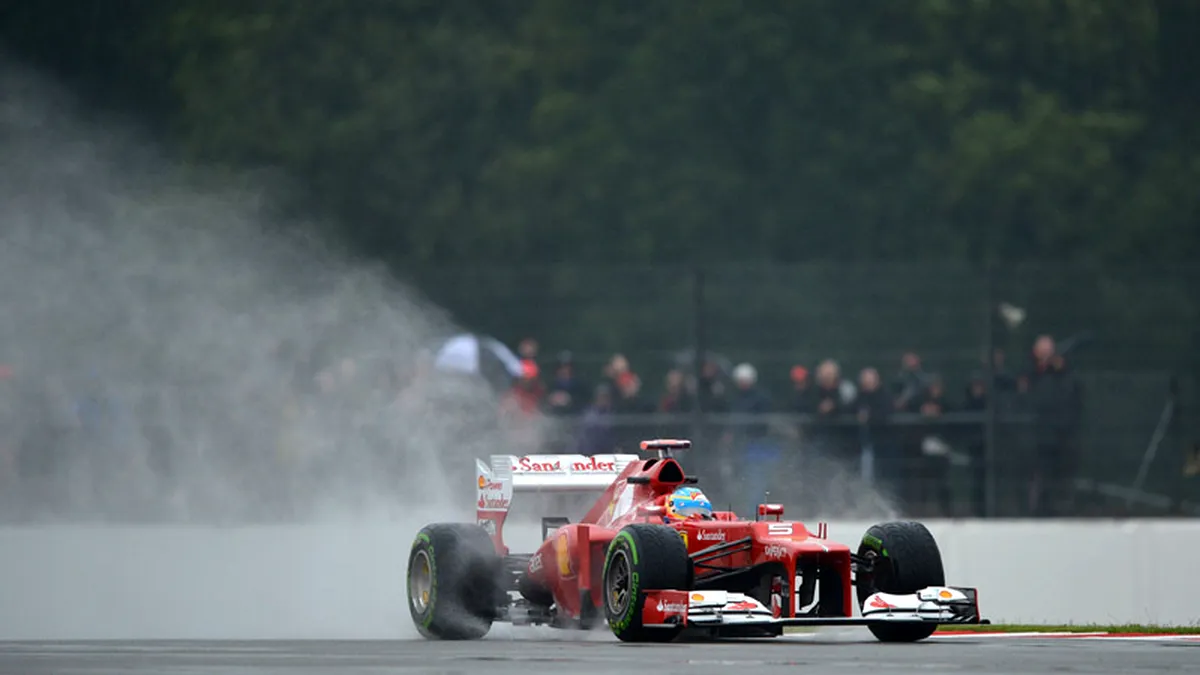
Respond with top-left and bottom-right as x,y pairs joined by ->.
936,623 -> 1200,634
782,623 -> 1200,635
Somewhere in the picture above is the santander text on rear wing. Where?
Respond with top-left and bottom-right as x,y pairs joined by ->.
475,453 -> 640,553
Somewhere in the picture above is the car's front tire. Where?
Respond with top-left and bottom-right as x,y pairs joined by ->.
856,520 -> 946,643
602,523 -> 691,643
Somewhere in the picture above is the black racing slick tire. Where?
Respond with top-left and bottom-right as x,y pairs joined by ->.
856,520 -> 946,643
407,523 -> 502,640
602,523 -> 692,643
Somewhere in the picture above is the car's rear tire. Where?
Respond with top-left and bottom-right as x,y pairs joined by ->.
407,523 -> 502,640
602,523 -> 691,643
856,520 -> 946,643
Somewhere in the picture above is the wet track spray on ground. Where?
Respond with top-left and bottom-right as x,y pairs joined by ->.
0,58 -> 897,641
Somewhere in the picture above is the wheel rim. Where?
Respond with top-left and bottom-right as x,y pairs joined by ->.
410,550 -> 433,614
606,549 -> 632,616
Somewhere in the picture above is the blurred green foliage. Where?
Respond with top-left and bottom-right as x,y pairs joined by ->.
2,0 -> 1196,270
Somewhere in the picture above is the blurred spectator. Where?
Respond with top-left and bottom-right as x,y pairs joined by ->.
504,360 -> 545,415
813,359 -> 848,418
604,353 -> 630,385
989,348 -> 1018,396
854,368 -> 891,428
613,370 -> 653,414
518,337 -> 539,362
893,351 -> 928,412
854,367 -> 891,487
964,373 -> 987,412
962,372 -> 988,517
544,350 -> 589,416
574,384 -> 616,455
696,359 -> 728,412
911,375 -> 952,516
914,376 -> 949,417
789,365 -> 815,414
658,368 -> 693,413
1185,442 -> 1200,478
1024,335 -> 1083,517
725,363 -> 776,513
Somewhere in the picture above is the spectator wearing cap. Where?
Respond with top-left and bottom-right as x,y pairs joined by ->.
505,359 -> 544,415
789,365 -> 815,414
498,360 -> 545,454
545,351 -> 589,416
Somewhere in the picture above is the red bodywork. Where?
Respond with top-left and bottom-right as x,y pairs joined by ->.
488,446 -> 854,623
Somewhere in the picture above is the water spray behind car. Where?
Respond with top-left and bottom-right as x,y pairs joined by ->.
0,58 -> 554,639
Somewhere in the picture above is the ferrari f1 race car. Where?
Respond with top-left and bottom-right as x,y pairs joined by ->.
406,438 -> 984,643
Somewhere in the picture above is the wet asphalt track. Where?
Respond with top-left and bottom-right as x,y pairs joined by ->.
2,630 -> 1196,675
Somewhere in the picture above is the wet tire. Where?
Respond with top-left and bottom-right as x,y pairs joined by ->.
856,520 -> 946,643
601,523 -> 692,643
407,523 -> 502,640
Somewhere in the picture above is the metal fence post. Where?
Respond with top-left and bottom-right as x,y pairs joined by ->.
691,267 -> 706,443
984,266 -> 998,518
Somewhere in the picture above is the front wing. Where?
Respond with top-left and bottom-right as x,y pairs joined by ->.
641,586 -> 982,634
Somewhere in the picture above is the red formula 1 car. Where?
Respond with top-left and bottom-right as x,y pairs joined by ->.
406,439 -> 984,643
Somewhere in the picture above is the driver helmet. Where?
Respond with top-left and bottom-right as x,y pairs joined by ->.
665,486 -> 713,521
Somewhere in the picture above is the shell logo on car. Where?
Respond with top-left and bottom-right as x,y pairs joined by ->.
556,532 -> 571,576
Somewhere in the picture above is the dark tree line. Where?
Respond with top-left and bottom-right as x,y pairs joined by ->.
2,0 -> 1198,269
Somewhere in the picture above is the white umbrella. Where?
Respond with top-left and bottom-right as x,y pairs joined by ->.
433,333 -> 524,379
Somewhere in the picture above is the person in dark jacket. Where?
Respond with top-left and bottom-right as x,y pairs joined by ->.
573,384 -> 617,455
1023,335 -> 1083,517
725,363 -> 776,514
544,351 -> 589,416
853,367 -> 891,488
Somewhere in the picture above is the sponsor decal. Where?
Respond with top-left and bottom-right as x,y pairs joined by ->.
514,457 -> 564,473
511,455 -> 619,473
763,544 -> 788,560
725,601 -> 758,611
678,530 -> 688,548
555,532 -> 571,577
870,595 -> 893,609
938,589 -> 953,599
529,553 -> 543,574
690,593 -> 706,602
697,531 -> 725,542
477,518 -> 497,535
477,476 -> 504,491
656,598 -> 688,614
477,494 -> 511,510
570,456 -> 616,472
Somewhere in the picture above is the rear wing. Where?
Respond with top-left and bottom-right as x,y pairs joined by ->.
475,453 -> 640,553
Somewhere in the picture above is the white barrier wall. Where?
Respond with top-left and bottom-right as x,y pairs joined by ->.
0,519 -> 1196,639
